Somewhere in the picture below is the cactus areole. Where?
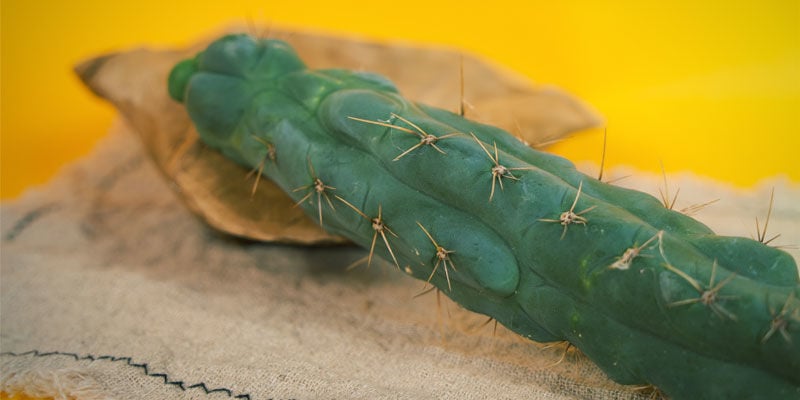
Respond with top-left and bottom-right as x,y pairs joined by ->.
168,34 -> 799,399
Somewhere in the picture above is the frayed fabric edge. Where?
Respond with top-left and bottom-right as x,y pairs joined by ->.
0,368 -> 112,400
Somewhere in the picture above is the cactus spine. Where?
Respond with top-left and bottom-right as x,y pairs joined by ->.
168,34 -> 800,399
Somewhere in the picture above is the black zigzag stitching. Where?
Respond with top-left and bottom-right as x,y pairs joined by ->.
0,350 -> 251,399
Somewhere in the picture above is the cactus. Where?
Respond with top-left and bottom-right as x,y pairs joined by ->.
168,34 -> 799,399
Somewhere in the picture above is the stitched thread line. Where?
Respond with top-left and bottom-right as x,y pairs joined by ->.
0,350 -> 252,399
3,204 -> 58,242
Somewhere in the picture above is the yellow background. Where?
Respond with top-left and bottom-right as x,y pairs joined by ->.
2,0 -> 799,199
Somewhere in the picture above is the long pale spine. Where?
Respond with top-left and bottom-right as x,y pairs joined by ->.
169,34 -> 800,399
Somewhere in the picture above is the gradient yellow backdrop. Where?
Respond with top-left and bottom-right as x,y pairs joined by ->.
2,0 -> 799,200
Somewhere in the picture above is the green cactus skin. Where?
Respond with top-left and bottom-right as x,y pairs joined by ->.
168,34 -> 800,399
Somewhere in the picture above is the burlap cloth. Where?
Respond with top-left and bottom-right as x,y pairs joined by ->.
2,28 -> 798,400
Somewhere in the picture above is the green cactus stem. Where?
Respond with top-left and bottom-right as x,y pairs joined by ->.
168,34 -> 799,399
